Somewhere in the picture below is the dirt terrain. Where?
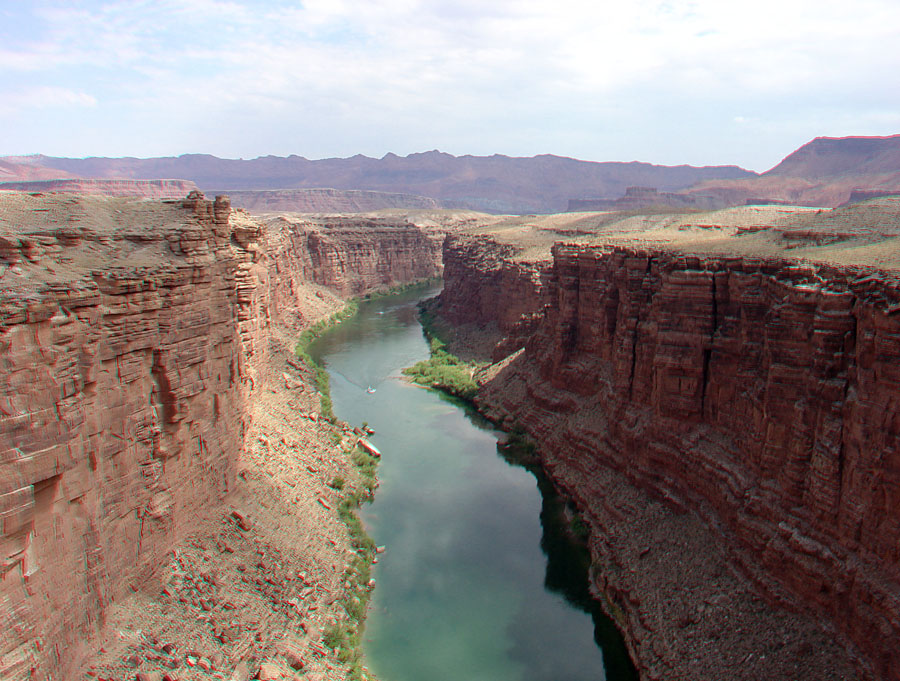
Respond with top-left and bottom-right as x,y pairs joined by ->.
456,197 -> 900,267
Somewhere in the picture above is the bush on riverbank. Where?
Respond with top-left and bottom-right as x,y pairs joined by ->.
327,443 -> 381,679
294,301 -> 359,420
402,336 -> 479,401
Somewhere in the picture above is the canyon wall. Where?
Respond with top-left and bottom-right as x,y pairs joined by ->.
438,236 -> 550,359
0,193 -> 444,680
220,188 -> 442,213
261,215 -> 445,328
278,216 -> 444,298
0,178 -> 200,199
442,235 -> 900,679
0,193 -> 255,680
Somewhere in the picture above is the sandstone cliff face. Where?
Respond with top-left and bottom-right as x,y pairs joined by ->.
0,193 -> 445,681
444,237 -> 900,679
265,215 -> 444,304
439,235 -> 550,359
0,193 -> 255,680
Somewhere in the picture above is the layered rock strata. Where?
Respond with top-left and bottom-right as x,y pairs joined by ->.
0,178 -> 199,199
0,192 -> 254,680
264,215 -> 445,302
218,187 -> 442,213
0,192 -> 445,681
438,235 -> 550,360
441,232 -> 900,679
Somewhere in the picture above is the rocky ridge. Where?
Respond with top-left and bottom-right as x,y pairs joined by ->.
684,136 -> 900,208
10,152 -> 754,214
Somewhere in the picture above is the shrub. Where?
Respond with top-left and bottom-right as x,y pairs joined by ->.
570,515 -> 590,540
401,341 -> 479,401
293,300 -> 360,421
326,445 -> 382,680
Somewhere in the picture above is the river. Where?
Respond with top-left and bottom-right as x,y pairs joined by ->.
308,284 -> 636,681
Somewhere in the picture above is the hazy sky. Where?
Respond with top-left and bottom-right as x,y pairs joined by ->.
2,0 -> 899,171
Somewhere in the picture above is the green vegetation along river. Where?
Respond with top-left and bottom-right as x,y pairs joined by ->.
308,284 -> 637,681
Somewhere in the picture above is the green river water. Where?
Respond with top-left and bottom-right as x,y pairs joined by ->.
308,284 -> 637,681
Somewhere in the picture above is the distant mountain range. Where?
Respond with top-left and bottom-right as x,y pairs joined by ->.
0,151 -> 752,213
3,135 -> 900,213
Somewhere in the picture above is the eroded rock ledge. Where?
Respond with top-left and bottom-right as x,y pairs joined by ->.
438,205 -> 900,680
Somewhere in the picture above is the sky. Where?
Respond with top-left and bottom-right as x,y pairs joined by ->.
1,0 -> 899,172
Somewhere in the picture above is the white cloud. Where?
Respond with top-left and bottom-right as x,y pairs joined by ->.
1,0 -> 899,168
0,86 -> 96,115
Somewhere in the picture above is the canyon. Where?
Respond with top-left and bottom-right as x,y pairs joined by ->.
436,201 -> 900,680
1,185 -> 899,680
0,192 -> 453,681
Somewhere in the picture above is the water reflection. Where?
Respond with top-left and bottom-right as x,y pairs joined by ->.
309,286 -> 636,681
497,437 -> 637,681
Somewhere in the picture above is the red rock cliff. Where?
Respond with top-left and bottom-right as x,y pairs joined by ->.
264,215 -> 444,305
0,194 -> 445,680
0,192 -> 255,680
444,236 -> 900,679
438,234 -> 550,359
